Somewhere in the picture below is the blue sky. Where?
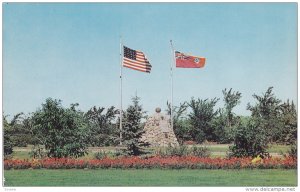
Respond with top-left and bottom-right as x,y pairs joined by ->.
3,3 -> 297,117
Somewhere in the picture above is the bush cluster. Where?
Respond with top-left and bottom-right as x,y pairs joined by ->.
155,145 -> 210,158
94,149 -> 123,159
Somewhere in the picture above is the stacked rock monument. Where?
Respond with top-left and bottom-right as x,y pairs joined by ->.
140,107 -> 179,147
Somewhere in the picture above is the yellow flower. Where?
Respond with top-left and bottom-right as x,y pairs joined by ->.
31,158 -> 41,168
251,156 -> 262,164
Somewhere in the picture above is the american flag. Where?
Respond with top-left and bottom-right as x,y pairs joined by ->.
123,46 -> 152,73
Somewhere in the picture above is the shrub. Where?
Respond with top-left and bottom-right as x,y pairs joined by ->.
94,150 -> 118,159
167,145 -> 189,156
29,145 -> 47,159
156,145 -> 210,158
94,149 -> 125,160
155,145 -> 188,157
287,144 -> 297,160
190,146 -> 211,157
229,119 -> 269,158
94,150 -> 109,159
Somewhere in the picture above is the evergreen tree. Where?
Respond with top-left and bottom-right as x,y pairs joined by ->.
122,96 -> 149,156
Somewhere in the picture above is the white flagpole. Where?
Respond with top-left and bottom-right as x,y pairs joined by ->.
119,36 -> 123,146
170,40 -> 175,131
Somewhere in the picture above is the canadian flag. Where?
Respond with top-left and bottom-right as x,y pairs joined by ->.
175,51 -> 206,68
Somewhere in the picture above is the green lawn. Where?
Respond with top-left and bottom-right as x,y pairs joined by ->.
201,144 -> 290,153
268,144 -> 290,153
4,169 -> 297,186
199,144 -> 230,152
11,151 -> 30,159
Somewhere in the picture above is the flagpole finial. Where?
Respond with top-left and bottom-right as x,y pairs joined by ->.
170,40 -> 174,49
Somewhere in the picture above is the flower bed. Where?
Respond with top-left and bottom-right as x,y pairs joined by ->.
4,156 -> 296,170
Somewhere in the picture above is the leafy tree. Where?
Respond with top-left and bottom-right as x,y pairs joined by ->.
11,115 -> 36,147
247,87 -> 282,142
3,115 -> 14,156
3,113 -> 27,156
166,101 -> 191,143
212,110 -> 229,143
278,100 -> 297,144
229,119 -> 269,158
122,96 -> 149,156
214,88 -> 242,143
31,98 -> 91,158
22,115 -> 40,145
229,87 -> 293,158
223,88 -> 242,128
188,97 -> 219,143
85,106 -> 118,146
173,119 -> 193,144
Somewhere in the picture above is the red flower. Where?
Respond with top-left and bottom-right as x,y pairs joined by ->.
3,156 -> 297,170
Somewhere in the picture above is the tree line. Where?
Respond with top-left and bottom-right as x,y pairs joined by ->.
3,87 -> 297,158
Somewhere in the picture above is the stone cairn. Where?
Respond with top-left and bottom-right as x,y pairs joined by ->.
140,107 -> 179,147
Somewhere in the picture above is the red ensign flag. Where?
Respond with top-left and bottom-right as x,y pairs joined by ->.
175,51 -> 206,68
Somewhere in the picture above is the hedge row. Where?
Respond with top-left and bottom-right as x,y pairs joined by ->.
4,156 -> 296,170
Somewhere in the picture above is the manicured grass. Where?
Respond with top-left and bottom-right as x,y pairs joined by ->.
199,144 -> 230,152
202,144 -> 290,153
11,151 -> 30,159
4,169 -> 297,186
268,144 -> 290,153
200,144 -> 290,157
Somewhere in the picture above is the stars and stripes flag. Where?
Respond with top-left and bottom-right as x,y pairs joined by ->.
175,51 -> 206,68
123,46 -> 152,73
